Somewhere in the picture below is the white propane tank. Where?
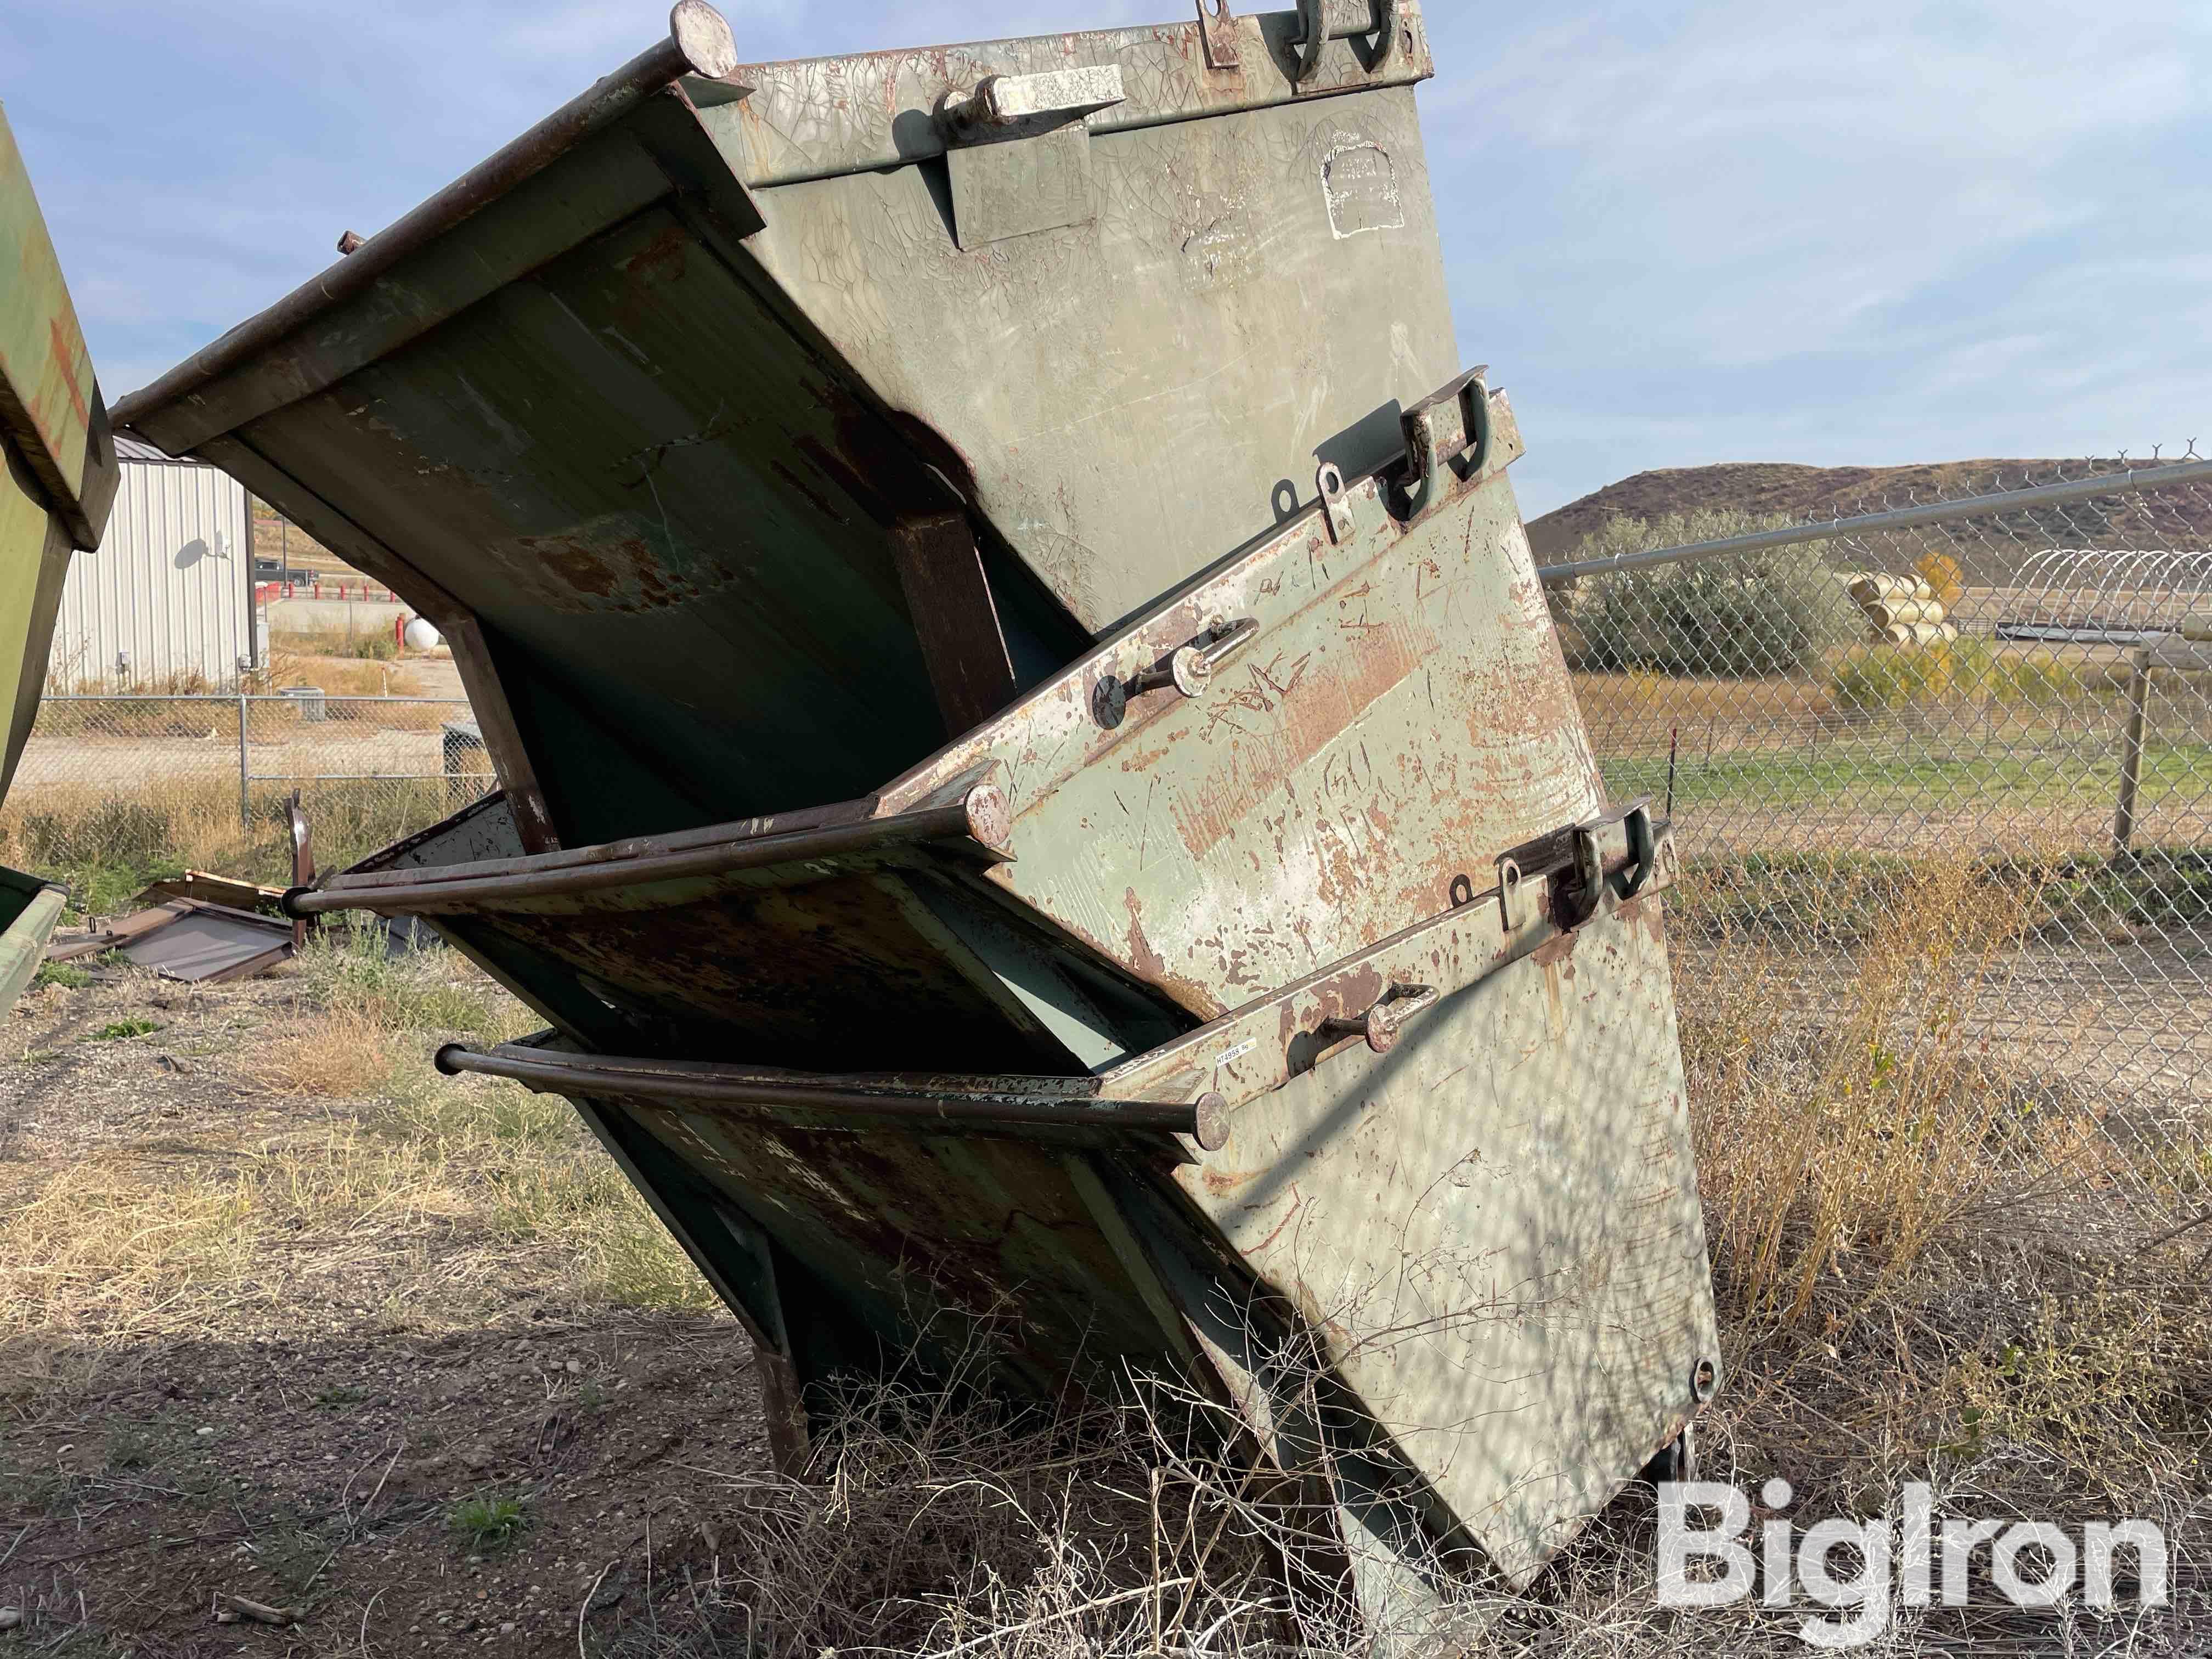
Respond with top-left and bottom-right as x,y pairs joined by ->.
403,617 -> 443,651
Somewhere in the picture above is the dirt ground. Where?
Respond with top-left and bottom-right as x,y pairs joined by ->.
0,957 -> 768,1658
0,1317 -> 767,1656
4,922 -> 2206,1657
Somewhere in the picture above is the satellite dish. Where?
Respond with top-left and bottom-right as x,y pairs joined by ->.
173,537 -> 208,571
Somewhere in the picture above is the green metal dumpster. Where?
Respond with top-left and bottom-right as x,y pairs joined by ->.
116,3 -> 1719,1640
0,105 -> 119,1010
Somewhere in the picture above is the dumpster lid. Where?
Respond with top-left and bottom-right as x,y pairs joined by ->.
109,2 -> 1455,847
112,3 -> 1435,457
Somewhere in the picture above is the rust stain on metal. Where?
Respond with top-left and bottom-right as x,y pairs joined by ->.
622,222 -> 692,283
46,313 -> 88,429
1121,887 -> 1171,983
1169,617 -> 1428,862
482,521 -> 714,614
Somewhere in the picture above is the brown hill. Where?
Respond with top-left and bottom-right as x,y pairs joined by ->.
1523,459 -> 2208,563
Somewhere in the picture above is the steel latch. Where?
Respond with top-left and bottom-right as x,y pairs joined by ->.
941,66 -> 1127,249
1494,802 -> 1669,934
1398,367 -> 1492,519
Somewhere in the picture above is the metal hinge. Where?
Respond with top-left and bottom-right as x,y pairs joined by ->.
1292,0 -> 1398,83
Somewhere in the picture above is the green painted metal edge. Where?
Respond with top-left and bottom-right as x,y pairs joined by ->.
0,104 -> 117,812
0,869 -> 67,1018
0,106 -> 115,550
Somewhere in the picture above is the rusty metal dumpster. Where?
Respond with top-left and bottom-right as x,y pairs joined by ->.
0,106 -> 119,1009
115,2 -> 1719,1639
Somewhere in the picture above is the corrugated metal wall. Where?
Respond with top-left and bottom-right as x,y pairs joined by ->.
50,457 -> 251,687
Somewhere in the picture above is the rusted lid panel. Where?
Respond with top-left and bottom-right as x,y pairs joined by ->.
871,384 -> 1601,1018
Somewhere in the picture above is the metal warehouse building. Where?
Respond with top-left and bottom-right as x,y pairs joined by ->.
50,435 -> 253,687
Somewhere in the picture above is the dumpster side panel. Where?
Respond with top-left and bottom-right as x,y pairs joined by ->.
989,477 -> 1597,1014
1172,893 -> 1718,1585
231,199 -> 967,838
875,435 -> 1604,1018
740,87 -> 1458,633
0,448 -> 77,804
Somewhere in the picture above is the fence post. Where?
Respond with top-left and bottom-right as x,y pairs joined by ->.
2112,647 -> 2150,859
237,690 -> 251,833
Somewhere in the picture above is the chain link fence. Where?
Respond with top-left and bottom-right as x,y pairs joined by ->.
4,695 -> 492,912
1542,452 -> 2212,1231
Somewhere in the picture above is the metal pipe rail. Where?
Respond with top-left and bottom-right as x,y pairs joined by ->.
1537,457 -> 2212,585
436,1042 -> 1228,1147
285,784 -> 1009,916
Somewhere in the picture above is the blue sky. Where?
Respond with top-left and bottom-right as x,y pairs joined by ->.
5,0 -> 2207,516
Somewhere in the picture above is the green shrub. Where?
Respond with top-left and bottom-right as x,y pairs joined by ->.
1830,640 -> 2091,713
1552,511 -> 1858,679
1978,648 -> 2085,706
1830,644 -> 1953,712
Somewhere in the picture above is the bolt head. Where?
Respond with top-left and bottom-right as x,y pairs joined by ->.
1093,677 -> 1128,729
1192,1092 -> 1230,1152
1169,647 -> 1210,699
963,784 -> 1013,850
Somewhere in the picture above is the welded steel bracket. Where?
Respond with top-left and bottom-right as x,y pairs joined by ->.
1397,365 -> 1491,522
1317,460 -> 1356,543
1195,0 -> 1240,69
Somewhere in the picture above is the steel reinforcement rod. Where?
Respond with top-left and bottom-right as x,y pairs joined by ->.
1536,457 -> 2212,585
435,1043 -> 1229,1148
284,784 -> 1010,917
111,2 -> 741,436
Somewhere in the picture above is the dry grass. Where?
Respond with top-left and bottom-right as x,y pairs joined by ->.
1674,853 -> 2212,1555
262,647 -> 427,699
1687,859 -> 2087,1320
1,774 -> 483,911
0,840 -> 2202,1652
1572,670 -> 1836,748
0,924 -> 715,1361
628,1356 -> 1298,1659
600,858 -> 2209,1656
